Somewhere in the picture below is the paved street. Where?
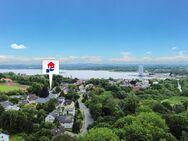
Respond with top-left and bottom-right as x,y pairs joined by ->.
78,93 -> 94,135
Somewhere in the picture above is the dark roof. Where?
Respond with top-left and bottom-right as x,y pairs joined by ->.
57,115 -> 73,124
64,100 -> 72,105
27,94 -> 38,101
0,101 -> 13,108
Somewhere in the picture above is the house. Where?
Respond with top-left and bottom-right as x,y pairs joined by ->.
0,78 -> 13,83
56,97 -> 65,109
64,100 -> 72,106
27,94 -> 38,103
45,114 -> 56,123
57,115 -> 74,129
79,85 -> 86,93
18,100 -> 28,105
6,105 -> 20,111
51,126 -> 64,136
63,101 -> 75,116
74,80 -> 85,86
85,84 -> 94,90
0,133 -> 9,141
0,101 -> 13,108
0,101 -> 20,111
63,87 -> 68,95
48,62 -> 55,69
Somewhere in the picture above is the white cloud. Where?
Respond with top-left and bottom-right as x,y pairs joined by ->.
109,51 -> 137,63
11,43 -> 26,49
171,46 -> 177,50
61,56 -> 102,64
108,51 -> 188,64
0,55 -> 102,64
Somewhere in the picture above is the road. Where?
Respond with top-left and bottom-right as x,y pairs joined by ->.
78,93 -> 94,135
177,79 -> 182,92
64,92 -> 94,137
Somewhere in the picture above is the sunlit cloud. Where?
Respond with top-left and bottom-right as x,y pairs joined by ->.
0,55 -> 102,64
11,43 -> 26,49
108,51 -> 188,64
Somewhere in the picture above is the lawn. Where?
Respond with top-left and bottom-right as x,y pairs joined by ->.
0,85 -> 20,92
10,135 -> 24,141
162,96 -> 188,105
0,83 -> 28,92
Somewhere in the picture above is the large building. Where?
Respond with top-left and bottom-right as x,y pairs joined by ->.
138,65 -> 144,76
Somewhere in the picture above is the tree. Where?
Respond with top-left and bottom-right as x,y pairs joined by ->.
79,128 -> 120,141
164,114 -> 188,140
28,82 -> 43,96
114,112 -> 176,141
0,110 -> 28,134
55,86 -> 61,93
53,75 -> 63,87
152,102 -> 169,114
53,134 -> 76,141
120,95 -> 139,115
72,119 -> 81,133
0,95 -> 9,102
39,136 -> 50,141
40,86 -> 49,98
0,105 -> 4,116
45,99 -> 56,113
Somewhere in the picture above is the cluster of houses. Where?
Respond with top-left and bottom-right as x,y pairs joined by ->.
45,97 -> 76,136
120,79 -> 150,90
0,91 -> 60,111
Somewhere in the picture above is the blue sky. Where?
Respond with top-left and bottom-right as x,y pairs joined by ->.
0,0 -> 188,64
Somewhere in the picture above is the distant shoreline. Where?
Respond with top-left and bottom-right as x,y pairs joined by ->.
0,69 -> 171,80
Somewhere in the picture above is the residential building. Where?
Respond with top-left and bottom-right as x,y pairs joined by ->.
63,101 -> 75,116
57,115 -> 74,129
56,97 -> 65,109
0,133 -> 9,141
0,101 -> 13,109
5,105 -> 20,111
45,114 -> 56,123
27,94 -> 38,103
0,101 -> 19,111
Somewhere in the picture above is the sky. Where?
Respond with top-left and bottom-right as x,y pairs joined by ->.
0,0 -> 188,64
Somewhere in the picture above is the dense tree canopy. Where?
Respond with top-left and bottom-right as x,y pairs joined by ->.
79,128 -> 120,141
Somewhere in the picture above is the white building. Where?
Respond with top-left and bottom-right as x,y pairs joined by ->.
6,105 -> 20,111
56,97 -> 65,109
0,133 -> 9,141
0,101 -> 20,111
63,101 -> 75,116
45,114 -> 55,123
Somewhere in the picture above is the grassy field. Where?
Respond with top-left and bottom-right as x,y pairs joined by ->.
0,85 -> 20,92
0,83 -> 28,92
162,96 -> 188,105
10,135 -> 23,141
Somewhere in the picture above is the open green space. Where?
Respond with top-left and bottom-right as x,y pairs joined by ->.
0,85 -> 20,92
162,96 -> 188,105
0,83 -> 28,92
10,135 -> 24,141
